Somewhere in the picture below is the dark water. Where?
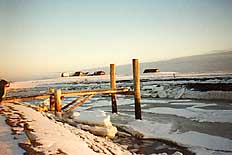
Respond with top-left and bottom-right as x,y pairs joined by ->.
113,135 -> 195,155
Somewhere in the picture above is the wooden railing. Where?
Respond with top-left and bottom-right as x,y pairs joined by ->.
3,59 -> 142,120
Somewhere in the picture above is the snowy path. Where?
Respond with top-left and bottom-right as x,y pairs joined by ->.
0,115 -> 25,155
0,103 -> 131,155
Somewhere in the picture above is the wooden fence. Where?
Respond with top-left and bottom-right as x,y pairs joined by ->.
4,59 -> 142,120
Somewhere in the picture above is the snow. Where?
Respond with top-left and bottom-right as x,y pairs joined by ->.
142,84 -> 232,100
141,99 -> 170,104
72,110 -> 112,127
11,103 -> 98,155
10,76 -> 111,89
128,120 -> 232,155
0,115 -> 25,155
170,102 -> 212,106
182,90 -> 232,100
144,107 -> 232,123
71,110 -> 118,138
10,72 -> 232,89
170,131 -> 232,151
128,120 -> 173,138
5,73 -> 232,155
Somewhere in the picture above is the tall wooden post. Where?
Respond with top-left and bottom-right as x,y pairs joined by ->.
49,88 -> 55,111
110,64 -> 118,113
133,59 -> 142,120
54,89 -> 62,117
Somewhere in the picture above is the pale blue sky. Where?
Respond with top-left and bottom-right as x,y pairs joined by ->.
0,0 -> 232,81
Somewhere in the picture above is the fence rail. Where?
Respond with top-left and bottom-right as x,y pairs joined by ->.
3,59 -> 142,120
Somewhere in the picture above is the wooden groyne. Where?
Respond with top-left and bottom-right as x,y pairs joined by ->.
3,59 -> 142,120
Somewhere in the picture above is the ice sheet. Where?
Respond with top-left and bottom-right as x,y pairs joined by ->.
129,120 -> 232,155
144,107 -> 232,123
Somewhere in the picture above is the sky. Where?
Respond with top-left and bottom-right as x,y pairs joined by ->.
0,0 -> 232,81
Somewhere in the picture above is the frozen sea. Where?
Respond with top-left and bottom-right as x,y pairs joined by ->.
7,73 -> 232,155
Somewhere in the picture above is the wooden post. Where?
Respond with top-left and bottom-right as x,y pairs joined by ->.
133,59 -> 142,120
110,64 -> 117,113
54,89 -> 62,117
49,88 -> 55,111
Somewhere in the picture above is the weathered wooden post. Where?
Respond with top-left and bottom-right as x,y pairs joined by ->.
49,88 -> 55,111
132,59 -> 142,120
110,64 -> 118,113
54,89 -> 62,117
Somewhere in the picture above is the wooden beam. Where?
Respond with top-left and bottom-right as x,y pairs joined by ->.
62,88 -> 129,97
3,88 -> 130,104
3,94 -> 51,102
110,64 -> 117,113
64,94 -> 95,113
62,95 -> 85,110
133,59 -> 142,120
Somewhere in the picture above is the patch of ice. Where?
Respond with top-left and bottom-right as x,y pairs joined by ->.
170,102 -> 206,106
116,98 -> 133,106
128,120 -> 232,154
129,104 -> 146,108
192,103 -> 217,108
168,99 -> 193,102
128,120 -> 173,138
141,99 -> 169,104
144,107 -> 232,123
190,147 -> 232,155
170,102 -> 217,108
144,107 -> 197,119
169,131 -> 232,152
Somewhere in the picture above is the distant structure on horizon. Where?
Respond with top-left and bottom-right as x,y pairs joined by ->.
61,72 -> 70,77
61,70 -> 106,77
93,71 -> 106,76
143,68 -> 160,73
73,71 -> 88,76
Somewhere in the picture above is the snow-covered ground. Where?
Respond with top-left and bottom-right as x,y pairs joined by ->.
1,103 -> 132,155
0,115 -> 25,155
6,73 -> 232,155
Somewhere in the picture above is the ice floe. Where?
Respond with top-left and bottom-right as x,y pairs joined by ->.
144,107 -> 232,123
128,120 -> 232,155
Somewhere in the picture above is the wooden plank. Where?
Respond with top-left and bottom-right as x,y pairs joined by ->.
62,95 -> 85,110
110,64 -> 117,113
62,88 -> 129,97
133,59 -> 142,120
3,88 -> 129,103
121,90 -> 134,96
64,94 -> 95,113
3,94 -> 51,102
